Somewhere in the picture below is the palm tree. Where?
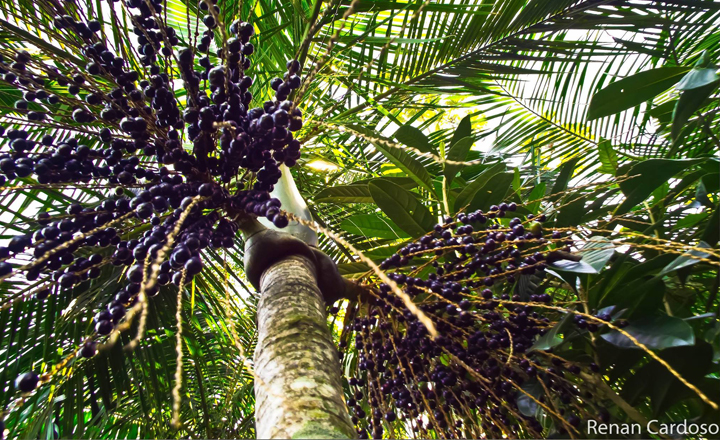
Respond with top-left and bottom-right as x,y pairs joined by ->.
0,0 -> 718,438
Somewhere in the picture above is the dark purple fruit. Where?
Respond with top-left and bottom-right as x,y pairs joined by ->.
80,342 -> 97,358
184,257 -> 202,275
15,372 -> 39,392
0,262 -> 12,277
95,320 -> 114,335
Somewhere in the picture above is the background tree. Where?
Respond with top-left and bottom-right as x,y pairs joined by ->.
0,0 -> 719,438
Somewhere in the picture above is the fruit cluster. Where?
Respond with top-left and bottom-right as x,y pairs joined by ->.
340,210 -> 614,438
0,0 -> 303,392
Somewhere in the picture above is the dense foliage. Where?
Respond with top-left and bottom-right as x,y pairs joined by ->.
0,0 -> 718,438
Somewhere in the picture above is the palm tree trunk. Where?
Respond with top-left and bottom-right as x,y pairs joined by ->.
254,255 -> 356,439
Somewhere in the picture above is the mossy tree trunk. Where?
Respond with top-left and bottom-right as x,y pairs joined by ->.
253,255 -> 356,439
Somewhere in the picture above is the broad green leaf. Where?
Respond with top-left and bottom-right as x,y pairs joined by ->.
671,81 -> 719,142
529,313 -> 573,352
365,245 -> 405,260
394,125 -> 437,155
468,172 -> 515,211
702,172 -> 720,193
449,115 -> 472,148
597,140 -> 618,174
545,268 -> 578,292
659,241 -> 712,275
551,259 -> 598,274
616,159 -> 704,215
675,211 -> 709,229
512,168 -> 521,194
443,137 -> 474,184
339,214 -> 410,239
599,276 -> 667,312
620,344 -> 714,416
369,179 -> 435,238
706,323 -> 720,361
581,237 -> 615,272
601,315 -> 695,350
516,380 -> 542,417
647,100 -> 677,124
598,305 -> 626,321
348,124 -> 435,194
524,182 -> 545,214
676,67 -> 720,90
454,163 -> 505,211
556,194 -> 588,228
587,67 -> 690,120
702,203 -> 720,246
373,141 -> 436,195
315,185 -> 372,203
684,313 -> 716,322
354,176 -> 418,190
514,273 -> 540,300
550,157 -> 579,201
695,179 -> 712,207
